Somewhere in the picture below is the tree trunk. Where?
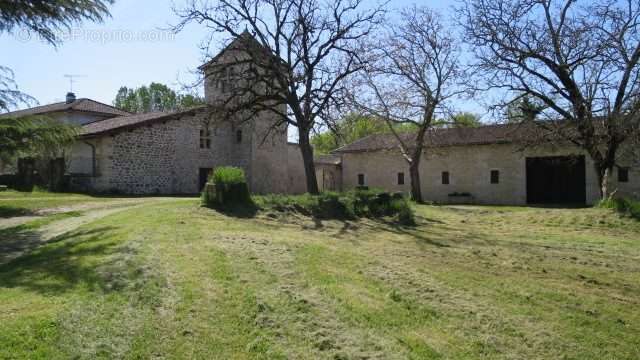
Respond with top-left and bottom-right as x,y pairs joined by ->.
409,144 -> 425,203
298,133 -> 320,194
595,163 -> 613,200
409,160 -> 422,203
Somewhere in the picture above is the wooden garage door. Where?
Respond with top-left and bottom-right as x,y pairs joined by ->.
526,156 -> 586,205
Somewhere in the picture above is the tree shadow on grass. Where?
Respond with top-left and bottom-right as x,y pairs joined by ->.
0,205 -> 34,218
362,220 -> 452,248
0,226 -> 133,296
203,202 -> 260,219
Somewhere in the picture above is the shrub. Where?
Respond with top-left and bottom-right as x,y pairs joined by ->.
211,166 -> 246,185
315,192 -> 356,220
392,198 -> 416,226
203,167 -> 251,207
256,189 -> 415,225
598,197 -> 640,220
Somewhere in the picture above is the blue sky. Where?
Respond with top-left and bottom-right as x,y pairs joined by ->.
2,0 -> 484,118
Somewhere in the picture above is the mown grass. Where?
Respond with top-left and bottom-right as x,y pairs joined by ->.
0,190 -> 124,218
0,198 -> 638,359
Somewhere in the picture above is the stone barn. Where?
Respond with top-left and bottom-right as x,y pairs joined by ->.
328,124 -> 639,205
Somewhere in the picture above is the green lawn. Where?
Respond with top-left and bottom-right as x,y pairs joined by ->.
0,190 -> 130,218
0,199 -> 638,359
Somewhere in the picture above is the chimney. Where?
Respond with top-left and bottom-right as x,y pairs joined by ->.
66,92 -> 76,104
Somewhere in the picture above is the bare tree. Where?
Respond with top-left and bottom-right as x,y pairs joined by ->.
349,6 -> 465,202
173,0 -> 385,194
460,0 -> 640,199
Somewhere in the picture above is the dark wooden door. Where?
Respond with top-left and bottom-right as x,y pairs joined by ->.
199,168 -> 212,191
526,156 -> 586,205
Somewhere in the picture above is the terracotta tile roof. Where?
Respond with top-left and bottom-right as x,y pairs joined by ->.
333,123 -> 546,153
79,106 -> 207,137
0,98 -> 130,118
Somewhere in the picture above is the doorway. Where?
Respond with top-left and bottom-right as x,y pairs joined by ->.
199,168 -> 212,191
526,156 -> 586,205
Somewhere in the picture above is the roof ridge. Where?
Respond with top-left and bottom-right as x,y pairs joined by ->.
72,98 -> 131,114
331,133 -> 382,153
80,105 -> 209,137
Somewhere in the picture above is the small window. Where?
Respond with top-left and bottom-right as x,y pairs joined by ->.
490,170 -> 500,184
236,129 -> 243,143
442,171 -> 450,185
618,167 -> 629,183
358,174 -> 365,186
397,172 -> 405,185
200,127 -> 211,149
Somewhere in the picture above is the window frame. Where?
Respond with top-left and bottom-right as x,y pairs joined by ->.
618,167 -> 629,183
441,171 -> 450,185
357,173 -> 365,186
236,129 -> 243,144
490,170 -> 500,184
397,172 -> 405,185
199,126 -> 212,149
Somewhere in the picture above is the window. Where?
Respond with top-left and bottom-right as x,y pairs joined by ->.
441,171 -> 450,185
358,174 -> 365,186
220,79 -> 228,93
200,127 -> 211,149
227,68 -> 236,91
397,172 -> 405,185
236,129 -> 243,144
490,170 -> 500,184
619,167 -> 629,183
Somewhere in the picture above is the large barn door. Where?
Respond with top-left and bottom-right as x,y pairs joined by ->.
526,156 -> 586,205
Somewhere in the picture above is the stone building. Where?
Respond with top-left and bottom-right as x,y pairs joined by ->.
3,32 -> 638,203
326,124 -> 639,205
67,34 -> 302,194
2,33 -> 305,194
0,93 -> 131,180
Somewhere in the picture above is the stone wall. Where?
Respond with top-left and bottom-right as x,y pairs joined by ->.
72,109 -> 294,195
339,143 -> 639,205
286,143 -> 307,194
249,112 -> 290,194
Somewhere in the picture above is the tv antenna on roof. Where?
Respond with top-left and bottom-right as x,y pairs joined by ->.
63,74 -> 87,93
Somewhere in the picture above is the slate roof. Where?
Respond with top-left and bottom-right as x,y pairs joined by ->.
333,123 -> 545,153
0,98 -> 130,118
80,106 -> 207,137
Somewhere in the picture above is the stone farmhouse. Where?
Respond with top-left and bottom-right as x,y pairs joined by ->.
2,34 -> 307,195
2,33 -> 638,205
